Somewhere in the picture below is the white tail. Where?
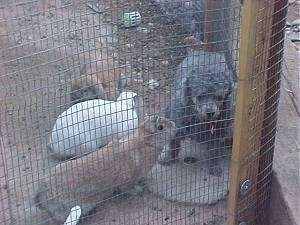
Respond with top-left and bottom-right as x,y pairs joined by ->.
63,206 -> 82,225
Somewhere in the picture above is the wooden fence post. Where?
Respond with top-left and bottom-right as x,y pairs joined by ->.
204,0 -> 231,52
227,0 -> 288,224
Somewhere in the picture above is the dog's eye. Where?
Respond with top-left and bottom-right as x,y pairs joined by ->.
157,124 -> 164,131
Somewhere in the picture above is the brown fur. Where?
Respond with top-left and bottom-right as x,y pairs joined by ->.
71,57 -> 122,103
34,115 -> 176,224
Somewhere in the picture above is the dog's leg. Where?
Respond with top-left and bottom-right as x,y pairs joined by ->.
207,141 -> 223,177
208,159 -> 222,177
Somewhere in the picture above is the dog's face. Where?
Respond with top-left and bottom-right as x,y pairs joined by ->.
191,94 -> 222,121
188,80 -> 231,122
178,50 -> 234,122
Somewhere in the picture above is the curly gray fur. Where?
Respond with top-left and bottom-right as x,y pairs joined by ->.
160,50 -> 236,175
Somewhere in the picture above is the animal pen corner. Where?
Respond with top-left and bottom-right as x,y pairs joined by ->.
227,1 -> 288,224
0,0 -> 288,225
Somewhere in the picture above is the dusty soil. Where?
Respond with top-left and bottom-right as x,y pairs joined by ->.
0,0 -> 242,224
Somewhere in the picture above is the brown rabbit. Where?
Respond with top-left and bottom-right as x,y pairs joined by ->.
34,115 -> 176,224
70,57 -> 122,103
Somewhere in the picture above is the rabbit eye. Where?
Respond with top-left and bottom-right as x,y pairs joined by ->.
157,124 -> 164,131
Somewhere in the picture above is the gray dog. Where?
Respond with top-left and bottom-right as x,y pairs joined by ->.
159,50 -> 236,176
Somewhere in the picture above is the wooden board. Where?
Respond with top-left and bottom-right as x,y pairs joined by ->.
226,0 -> 287,224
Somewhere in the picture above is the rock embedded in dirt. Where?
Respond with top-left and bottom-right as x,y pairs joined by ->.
137,27 -> 149,34
148,79 -> 159,90
187,208 -> 195,216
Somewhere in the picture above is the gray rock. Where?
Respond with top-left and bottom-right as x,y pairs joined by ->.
148,79 -> 160,90
136,27 -> 149,34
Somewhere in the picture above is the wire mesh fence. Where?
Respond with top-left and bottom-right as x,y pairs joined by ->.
0,0 -> 287,225
227,1 -> 288,225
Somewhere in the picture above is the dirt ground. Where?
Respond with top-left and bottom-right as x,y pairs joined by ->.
0,0 -> 299,225
1,0 -> 298,225
0,0 -> 297,225
0,0 -> 238,224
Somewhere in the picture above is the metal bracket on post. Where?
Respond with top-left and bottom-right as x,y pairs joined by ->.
226,0 -> 288,224
240,179 -> 252,196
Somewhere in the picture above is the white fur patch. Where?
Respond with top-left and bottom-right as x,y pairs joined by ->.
48,91 -> 139,158
64,206 -> 81,225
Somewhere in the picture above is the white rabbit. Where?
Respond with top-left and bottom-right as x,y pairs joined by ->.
47,91 -> 138,160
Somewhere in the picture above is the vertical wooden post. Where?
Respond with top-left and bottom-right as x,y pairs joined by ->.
204,0 -> 229,52
204,0 -> 215,52
227,0 -> 287,224
204,0 -> 237,78
227,2 -> 263,222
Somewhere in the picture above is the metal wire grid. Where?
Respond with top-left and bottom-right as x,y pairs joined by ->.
0,0 -> 250,224
227,1 -> 288,224
248,3 -> 287,225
